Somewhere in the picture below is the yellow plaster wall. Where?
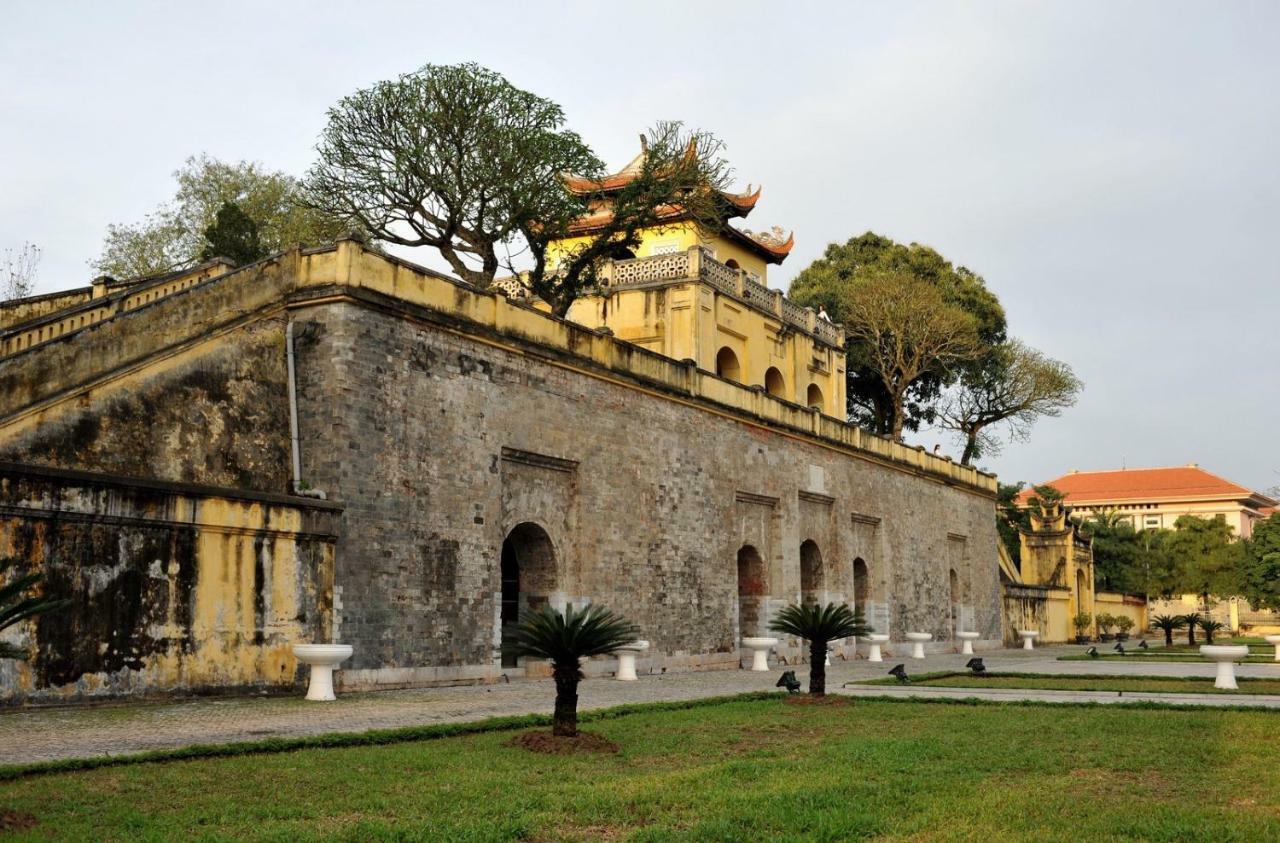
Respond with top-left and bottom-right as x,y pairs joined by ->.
0,468 -> 338,703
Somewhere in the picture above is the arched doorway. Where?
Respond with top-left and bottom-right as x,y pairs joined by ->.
853,557 -> 869,616
737,545 -> 765,639
716,347 -> 741,381
800,540 -> 823,605
500,522 -> 557,668
806,383 -> 824,410
764,367 -> 786,399
1075,568 -> 1086,616
725,258 -> 741,270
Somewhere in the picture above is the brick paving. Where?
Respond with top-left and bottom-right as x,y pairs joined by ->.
3,645 -> 1278,766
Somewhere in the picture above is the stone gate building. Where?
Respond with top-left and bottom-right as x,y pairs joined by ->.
0,238 -> 1001,702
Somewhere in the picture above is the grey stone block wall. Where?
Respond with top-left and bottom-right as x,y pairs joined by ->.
294,300 -> 1001,681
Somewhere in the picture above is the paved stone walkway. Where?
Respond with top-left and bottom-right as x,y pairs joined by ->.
3,645 -> 1278,766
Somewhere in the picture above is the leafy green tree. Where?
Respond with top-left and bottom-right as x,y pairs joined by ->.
1164,515 -> 1242,605
503,603 -> 637,737
307,63 -> 598,290
93,154 -> 348,279
1150,614 -> 1186,647
768,602 -> 869,696
938,339 -> 1082,465
996,482 -> 1030,566
0,557 -> 69,659
789,232 -> 1006,434
308,63 -> 732,315
835,272 -> 982,440
199,202 -> 267,267
520,121 -> 733,316
1240,514 -> 1280,611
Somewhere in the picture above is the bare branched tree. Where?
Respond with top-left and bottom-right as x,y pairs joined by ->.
2,242 -> 41,301
306,62 -> 601,289
939,339 -> 1082,465
839,272 -> 982,441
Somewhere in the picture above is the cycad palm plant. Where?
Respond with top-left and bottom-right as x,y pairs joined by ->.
1150,614 -> 1186,647
503,603 -> 638,737
1181,613 -> 1203,647
0,557 -> 69,660
768,602 -> 869,696
1198,618 -> 1225,645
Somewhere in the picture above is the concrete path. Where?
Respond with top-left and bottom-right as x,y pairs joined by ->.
3,644 -> 1277,767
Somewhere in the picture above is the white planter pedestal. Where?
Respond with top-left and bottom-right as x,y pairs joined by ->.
742,637 -> 779,672
905,632 -> 932,660
292,643 -> 353,702
863,634 -> 889,663
1018,630 -> 1040,650
615,640 -> 649,681
956,631 -> 980,655
1265,634 -> 1280,662
1201,645 -> 1249,690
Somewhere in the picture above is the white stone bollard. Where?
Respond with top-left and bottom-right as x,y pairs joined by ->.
1266,634 -> 1280,662
615,640 -> 649,681
292,643 -> 354,702
742,637 -> 779,671
1200,645 -> 1249,690
1018,630 -> 1039,650
956,631 -> 980,655
863,634 -> 890,663
905,632 -> 932,660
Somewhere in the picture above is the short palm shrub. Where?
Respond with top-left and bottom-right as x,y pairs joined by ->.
503,603 -> 637,737
1114,615 -> 1135,640
1182,613 -> 1203,647
768,602 -> 869,696
0,556 -> 69,660
1150,614 -> 1186,647
1198,618 -> 1225,645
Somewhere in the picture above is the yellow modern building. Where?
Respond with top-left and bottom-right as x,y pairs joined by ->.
507,147 -> 848,417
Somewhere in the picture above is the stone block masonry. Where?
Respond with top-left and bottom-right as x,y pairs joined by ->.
292,298 -> 1000,687
0,241 -> 1001,697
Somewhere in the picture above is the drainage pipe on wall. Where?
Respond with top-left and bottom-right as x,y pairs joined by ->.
286,319 -> 327,500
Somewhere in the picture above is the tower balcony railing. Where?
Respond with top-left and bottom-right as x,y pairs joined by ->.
600,247 -> 845,347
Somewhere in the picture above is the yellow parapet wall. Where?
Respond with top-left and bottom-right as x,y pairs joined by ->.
0,239 -> 996,497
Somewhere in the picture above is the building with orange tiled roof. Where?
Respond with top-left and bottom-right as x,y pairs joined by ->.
1017,463 -> 1277,539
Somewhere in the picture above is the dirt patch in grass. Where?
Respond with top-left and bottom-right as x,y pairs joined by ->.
508,730 -> 620,755
0,809 -> 37,833
783,694 -> 854,706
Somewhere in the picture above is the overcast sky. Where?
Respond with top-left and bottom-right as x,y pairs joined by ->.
3,1 -> 1277,493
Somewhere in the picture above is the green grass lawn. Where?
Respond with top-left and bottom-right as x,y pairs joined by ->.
2,697 -> 1279,841
1059,650 -> 1274,663
858,671 -> 1280,695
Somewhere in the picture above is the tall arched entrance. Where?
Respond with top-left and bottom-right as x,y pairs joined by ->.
800,540 -> 823,605
765,367 -> 786,399
853,557 -> 869,616
500,522 -> 557,668
737,545 -> 765,640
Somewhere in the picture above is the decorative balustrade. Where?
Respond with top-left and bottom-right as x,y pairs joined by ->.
500,248 -> 845,347
611,250 -> 691,286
